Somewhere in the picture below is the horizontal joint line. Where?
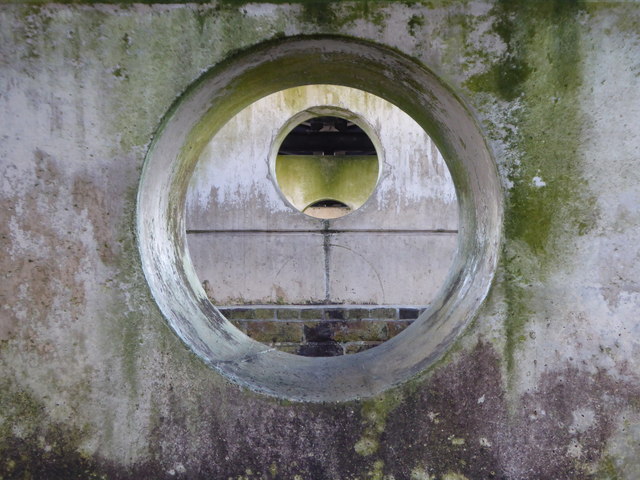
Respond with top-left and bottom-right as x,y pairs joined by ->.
186,229 -> 458,235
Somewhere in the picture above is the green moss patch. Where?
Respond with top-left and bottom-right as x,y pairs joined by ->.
275,154 -> 379,212
465,1 -> 599,372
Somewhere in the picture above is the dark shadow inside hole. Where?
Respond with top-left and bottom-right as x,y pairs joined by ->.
306,199 -> 350,209
278,116 -> 376,156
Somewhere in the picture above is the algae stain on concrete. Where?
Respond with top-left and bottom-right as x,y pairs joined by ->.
353,391 -> 404,479
441,473 -> 470,480
276,154 -> 379,212
596,456 -> 623,480
298,1 -> 388,31
0,381 -> 103,480
301,1 -> 337,27
408,14 -> 425,37
466,0 -> 598,372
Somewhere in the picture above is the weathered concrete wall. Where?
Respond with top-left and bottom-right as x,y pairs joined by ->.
2,1 -> 640,479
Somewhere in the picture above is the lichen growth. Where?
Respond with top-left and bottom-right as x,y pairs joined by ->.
465,0 -> 599,373
0,381 -> 105,480
366,459 -> 386,480
301,1 -> 337,27
408,14 -> 425,37
596,455 -> 623,480
353,390 -> 404,476
355,436 -> 379,457
442,473 -> 470,480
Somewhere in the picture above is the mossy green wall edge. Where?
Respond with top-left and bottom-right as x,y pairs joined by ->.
465,1 -> 598,375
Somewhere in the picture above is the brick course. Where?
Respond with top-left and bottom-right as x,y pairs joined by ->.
218,305 -> 426,356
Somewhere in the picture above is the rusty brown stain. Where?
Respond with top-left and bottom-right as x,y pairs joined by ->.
0,150 -> 87,344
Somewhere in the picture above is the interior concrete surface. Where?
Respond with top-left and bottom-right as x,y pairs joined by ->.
185,85 -> 458,305
1,1 -> 640,479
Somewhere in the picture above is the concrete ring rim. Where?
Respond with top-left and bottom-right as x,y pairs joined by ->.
137,35 -> 503,402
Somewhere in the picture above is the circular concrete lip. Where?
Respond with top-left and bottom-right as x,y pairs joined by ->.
268,104 -> 384,220
137,35 -> 503,402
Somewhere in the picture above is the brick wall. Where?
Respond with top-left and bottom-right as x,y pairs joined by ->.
220,305 -> 425,356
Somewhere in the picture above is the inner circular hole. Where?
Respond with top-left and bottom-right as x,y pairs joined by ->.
275,115 -> 379,220
185,85 -> 458,358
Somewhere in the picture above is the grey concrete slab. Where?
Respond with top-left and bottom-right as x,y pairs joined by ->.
328,232 -> 458,305
187,232 -> 326,304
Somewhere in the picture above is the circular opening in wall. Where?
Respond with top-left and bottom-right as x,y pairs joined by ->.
185,85 -> 456,357
274,115 -> 380,220
137,36 -> 503,402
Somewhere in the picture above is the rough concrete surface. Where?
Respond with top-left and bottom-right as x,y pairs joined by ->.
1,1 -> 640,479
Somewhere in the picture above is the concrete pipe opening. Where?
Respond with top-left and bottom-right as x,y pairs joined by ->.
137,36 -> 502,402
273,110 -> 381,220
